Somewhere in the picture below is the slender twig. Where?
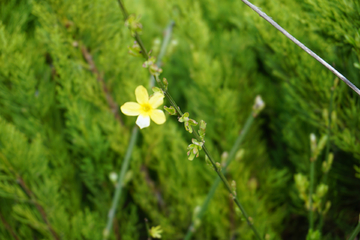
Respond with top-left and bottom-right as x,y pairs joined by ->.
17,177 -> 60,240
103,21 -> 175,240
0,212 -> 20,240
241,0 -> 360,96
81,46 -> 124,125
0,152 -> 59,240
348,215 -> 360,240
116,1 -> 263,239
103,126 -> 139,240
184,113 -> 254,240
145,218 -> 151,240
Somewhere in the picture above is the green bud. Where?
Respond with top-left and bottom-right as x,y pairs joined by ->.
221,151 -> 228,166
235,149 -> 245,161
178,112 -> 189,122
142,56 -> 156,68
310,133 -> 317,160
125,14 -> 143,36
322,153 -> 333,173
109,172 -> 118,185
162,78 -> 168,90
322,201 -> 331,215
149,64 -> 163,76
198,120 -> 207,142
252,95 -> 265,117
315,183 -> 328,199
317,135 -> 328,154
215,162 -> 221,171
294,173 -> 309,201
231,180 -> 237,198
164,106 -> 177,115
128,41 -> 142,57
187,150 -> 196,161
192,139 -> 203,151
205,155 -> 214,170
184,121 -> 193,133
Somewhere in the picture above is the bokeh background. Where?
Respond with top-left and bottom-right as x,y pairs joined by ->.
1,0 -> 360,239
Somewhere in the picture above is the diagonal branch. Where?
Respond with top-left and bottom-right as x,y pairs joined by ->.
0,212 -> 20,240
103,21 -> 175,240
0,152 -> 59,240
81,46 -> 124,125
241,0 -> 360,96
116,1 -> 263,239
17,177 -> 60,240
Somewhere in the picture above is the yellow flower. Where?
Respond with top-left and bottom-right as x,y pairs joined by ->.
120,85 -> 166,129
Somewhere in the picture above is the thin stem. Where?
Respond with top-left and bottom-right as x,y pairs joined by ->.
241,0 -> 360,96
309,158 -> 315,230
0,152 -> 59,240
81,46 -> 124,125
103,21 -> 175,239
184,114 -> 254,240
117,1 -> 263,238
0,212 -> 20,240
103,126 -> 139,240
348,216 -> 360,240
145,218 -> 151,240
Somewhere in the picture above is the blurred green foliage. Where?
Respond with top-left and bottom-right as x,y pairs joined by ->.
0,0 -> 359,239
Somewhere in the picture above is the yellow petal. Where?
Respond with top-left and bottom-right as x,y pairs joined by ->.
135,85 -> 149,104
136,114 -> 150,129
120,102 -> 141,116
150,109 -> 166,125
149,92 -> 164,108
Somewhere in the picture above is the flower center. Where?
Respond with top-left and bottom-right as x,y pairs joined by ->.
141,103 -> 152,113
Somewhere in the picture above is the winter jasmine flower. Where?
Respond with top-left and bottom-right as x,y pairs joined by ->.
120,85 -> 166,129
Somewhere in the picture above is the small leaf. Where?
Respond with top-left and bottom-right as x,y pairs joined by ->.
164,106 -> 177,115
188,119 -> 198,126
152,87 -> 162,93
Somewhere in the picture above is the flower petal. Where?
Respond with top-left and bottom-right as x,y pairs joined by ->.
135,85 -> 149,104
150,109 -> 166,125
136,114 -> 151,129
120,102 -> 141,116
149,92 -> 164,108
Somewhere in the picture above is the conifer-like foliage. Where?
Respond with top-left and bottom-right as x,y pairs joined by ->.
0,0 -> 359,239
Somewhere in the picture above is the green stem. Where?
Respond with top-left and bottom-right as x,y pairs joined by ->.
348,216 -> 360,240
103,20 -> 175,239
117,1 -> 263,238
309,158 -> 315,230
184,114 -> 254,240
103,127 -> 139,240
145,218 -> 151,240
